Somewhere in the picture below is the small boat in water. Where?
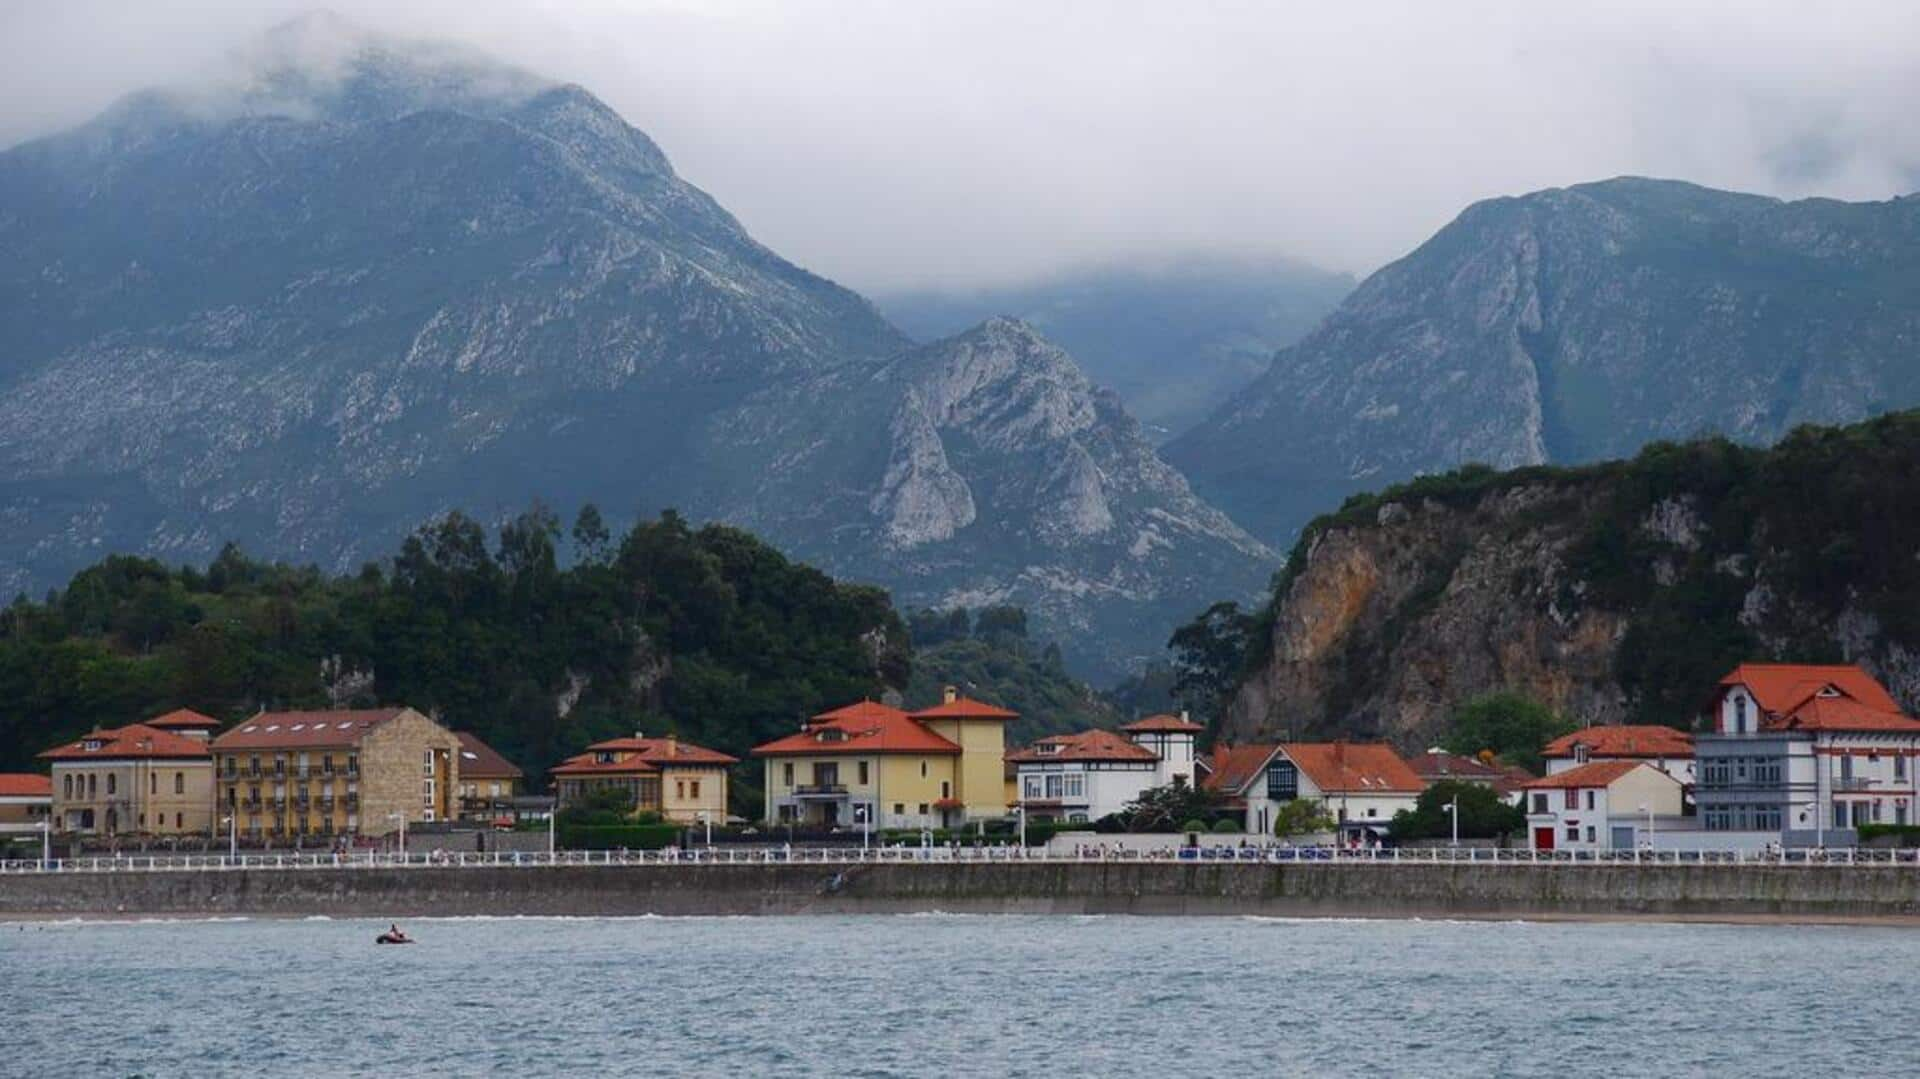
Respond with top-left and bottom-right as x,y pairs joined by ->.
376,924 -> 413,945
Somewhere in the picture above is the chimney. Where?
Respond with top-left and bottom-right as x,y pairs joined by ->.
634,730 -> 643,741
1179,710 -> 1189,723
666,734 -> 678,757
943,685 -> 958,705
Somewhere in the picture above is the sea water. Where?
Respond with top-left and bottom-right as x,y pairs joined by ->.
2,914 -> 1913,1077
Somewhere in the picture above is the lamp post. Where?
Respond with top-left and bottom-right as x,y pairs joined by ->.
1017,803 -> 1027,850
40,818 -> 51,868
1441,796 -> 1459,847
222,813 -> 236,859
854,804 -> 869,855
546,796 -> 557,857
1638,803 -> 1653,850
700,809 -> 713,849
386,812 -> 407,860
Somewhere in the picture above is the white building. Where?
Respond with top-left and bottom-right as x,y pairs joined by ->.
1522,761 -> 1686,853
1694,663 -> 1920,846
1541,725 -> 1695,786
1007,713 -> 1203,824
1206,742 -> 1424,844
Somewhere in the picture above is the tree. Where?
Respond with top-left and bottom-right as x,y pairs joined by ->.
1440,691 -> 1574,773
1167,601 -> 1255,728
571,503 -> 612,564
973,605 -> 1028,643
1387,780 -> 1526,842
1120,777 -> 1224,833
1272,798 -> 1336,838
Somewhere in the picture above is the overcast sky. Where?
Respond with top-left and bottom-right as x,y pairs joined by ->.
3,1 -> 1916,292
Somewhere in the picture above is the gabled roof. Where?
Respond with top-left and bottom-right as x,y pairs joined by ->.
580,735 -> 738,766
1720,663 -> 1901,716
1281,743 -> 1425,795
1411,749 -> 1508,782
211,708 -> 411,751
0,773 -> 51,797
454,732 -> 525,779
1775,696 -> 1920,733
1542,725 -> 1693,760
1522,760 -> 1656,791
549,754 -> 659,777
40,723 -> 211,762
1007,729 -> 1159,764
145,708 -> 222,732
752,701 -> 961,757
1202,744 -> 1282,795
1120,714 -> 1205,734
910,695 -> 1019,721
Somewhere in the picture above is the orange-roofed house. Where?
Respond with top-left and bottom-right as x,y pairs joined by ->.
210,707 -> 461,841
752,686 -> 1012,831
550,733 -> 737,825
1696,663 -> 1920,845
1542,725 -> 1695,786
40,720 -> 215,836
1008,712 -> 1204,823
1206,742 -> 1424,843
0,773 -> 53,837
1521,761 -> 1685,853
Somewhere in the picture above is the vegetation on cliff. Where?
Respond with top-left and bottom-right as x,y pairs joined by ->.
903,607 -> 1118,746
1225,408 -> 1920,746
0,507 -> 907,778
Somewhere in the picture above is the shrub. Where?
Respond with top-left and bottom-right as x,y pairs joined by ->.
1857,824 -> 1920,847
1180,819 -> 1209,834
559,823 -> 677,850
1210,818 -> 1242,834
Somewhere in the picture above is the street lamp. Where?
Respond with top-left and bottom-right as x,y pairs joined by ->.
546,797 -> 557,857
386,812 -> 407,860
700,809 -> 713,849
854,804 -> 869,855
39,818 -> 51,868
222,814 -> 236,859
1016,803 -> 1027,850
1441,796 -> 1459,847
1638,803 -> 1653,849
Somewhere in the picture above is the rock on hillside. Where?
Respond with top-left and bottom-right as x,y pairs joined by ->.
1221,410 -> 1920,751
0,16 -> 1270,679
1168,177 -> 1920,544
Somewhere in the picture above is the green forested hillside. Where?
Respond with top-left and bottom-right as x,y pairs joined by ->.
902,607 -> 1119,745
0,508 -> 908,778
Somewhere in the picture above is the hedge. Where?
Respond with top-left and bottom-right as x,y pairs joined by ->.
1857,824 -> 1920,847
559,824 -> 679,850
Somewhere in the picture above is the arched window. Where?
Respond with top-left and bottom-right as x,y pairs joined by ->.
63,774 -> 72,798
1734,695 -> 1748,734
107,774 -> 117,796
89,774 -> 98,797
150,773 -> 157,794
174,772 -> 184,794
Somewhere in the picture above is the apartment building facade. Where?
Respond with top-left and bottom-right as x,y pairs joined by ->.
209,708 -> 461,841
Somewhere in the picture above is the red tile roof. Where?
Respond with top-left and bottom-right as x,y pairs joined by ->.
1007,729 -> 1159,764
1202,744 -> 1281,795
910,695 -> 1019,721
1721,663 -> 1901,716
1281,743 -> 1425,795
454,732 -> 525,779
752,701 -> 961,757
145,708 -> 222,731
549,754 -> 659,777
211,709 -> 410,751
1542,725 -> 1693,760
1411,749 -> 1508,782
580,735 -> 738,767
1120,714 -> 1205,733
1775,696 -> 1920,733
39,723 -> 212,762
1522,760 -> 1646,790
0,773 -> 51,797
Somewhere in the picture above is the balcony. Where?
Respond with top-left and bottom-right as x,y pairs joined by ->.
793,783 -> 849,798
240,798 -> 262,812
268,797 -> 287,811
296,766 -> 311,780
344,793 -> 360,809
1834,777 -> 1874,792
319,797 -> 336,812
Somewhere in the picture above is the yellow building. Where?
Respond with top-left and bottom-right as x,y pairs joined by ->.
550,733 -> 736,825
209,707 -> 460,842
454,731 -> 527,823
752,688 -> 1013,831
39,711 -> 218,837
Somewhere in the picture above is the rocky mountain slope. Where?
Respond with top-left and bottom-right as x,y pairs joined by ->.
875,256 -> 1352,440
1221,410 -> 1920,751
1168,177 -> 1920,544
0,17 -> 1270,679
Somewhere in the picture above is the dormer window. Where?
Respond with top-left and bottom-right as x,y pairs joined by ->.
817,728 -> 847,743
1817,685 -> 1840,698
1733,695 -> 1748,734
82,739 -> 102,752
1038,743 -> 1061,755
1573,743 -> 1590,764
595,751 -> 616,764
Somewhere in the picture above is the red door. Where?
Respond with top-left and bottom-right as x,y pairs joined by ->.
1533,827 -> 1556,851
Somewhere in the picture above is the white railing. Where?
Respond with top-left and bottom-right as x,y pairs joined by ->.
2,844 -> 1917,875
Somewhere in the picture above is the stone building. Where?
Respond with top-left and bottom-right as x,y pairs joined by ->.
209,708 -> 460,841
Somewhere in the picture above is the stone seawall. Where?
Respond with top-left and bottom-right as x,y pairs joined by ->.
5,863 -> 1920,922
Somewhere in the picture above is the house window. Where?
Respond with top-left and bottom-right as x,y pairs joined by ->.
690,781 -> 701,799
1585,826 -> 1595,843
918,803 -> 929,815
941,781 -> 951,799
1565,825 -> 1578,841
921,760 -> 929,778
858,761 -> 870,785
1834,801 -> 1849,828
150,773 -> 157,794
1897,756 -> 1909,780
174,772 -> 184,794
894,803 -> 904,815
106,774 -> 116,796
1573,744 -> 1590,764
89,774 -> 98,798
1265,760 -> 1299,802
1024,776 -> 1043,800
175,813 -> 182,828
63,775 -> 72,798
782,762 -> 794,786
1585,790 -> 1595,811
1531,793 -> 1547,814
1564,789 -> 1577,809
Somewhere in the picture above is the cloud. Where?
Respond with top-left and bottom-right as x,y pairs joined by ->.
2,1 -> 1916,292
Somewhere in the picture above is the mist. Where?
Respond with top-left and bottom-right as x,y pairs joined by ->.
2,0 -> 1916,292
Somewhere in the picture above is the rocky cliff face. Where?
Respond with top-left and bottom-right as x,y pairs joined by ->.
0,17 -> 1269,679
1169,177 -> 1920,545
1222,411 -> 1920,749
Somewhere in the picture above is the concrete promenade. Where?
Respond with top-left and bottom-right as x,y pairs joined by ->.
3,849 -> 1919,922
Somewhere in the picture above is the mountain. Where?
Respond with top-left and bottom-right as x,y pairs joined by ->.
1220,410 -> 1920,752
0,16 -> 1269,680
874,257 -> 1352,440
1167,177 -> 1920,544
